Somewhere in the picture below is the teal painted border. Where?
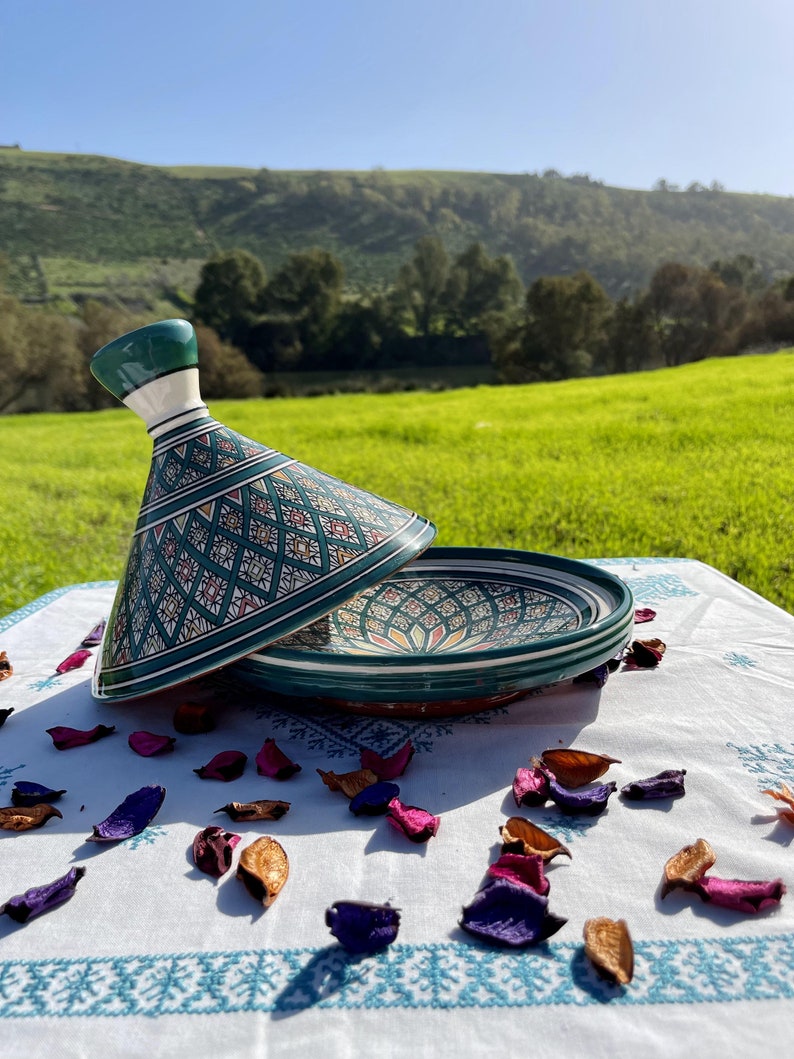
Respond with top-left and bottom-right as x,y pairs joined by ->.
0,935 -> 792,1017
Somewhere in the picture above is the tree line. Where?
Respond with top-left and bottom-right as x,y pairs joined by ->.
2,239 -> 794,414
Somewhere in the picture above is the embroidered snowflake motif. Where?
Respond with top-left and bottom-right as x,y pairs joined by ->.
620,573 -> 698,604
723,652 -> 758,669
124,824 -> 167,850
727,742 -> 794,788
534,814 -> 601,844
27,675 -> 64,692
0,762 -> 25,790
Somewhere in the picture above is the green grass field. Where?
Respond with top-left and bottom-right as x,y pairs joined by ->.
1,352 -> 792,619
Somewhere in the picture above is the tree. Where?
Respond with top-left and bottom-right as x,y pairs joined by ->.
442,242 -> 523,334
261,248 -> 344,366
393,235 -> 450,341
193,326 -> 264,398
0,295 -> 85,414
193,249 -> 267,346
76,300 -> 147,409
599,296 -> 657,374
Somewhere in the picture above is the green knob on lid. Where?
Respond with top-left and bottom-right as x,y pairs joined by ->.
90,318 -> 198,400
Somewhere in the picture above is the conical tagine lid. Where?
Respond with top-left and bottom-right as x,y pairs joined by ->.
90,319 -> 437,701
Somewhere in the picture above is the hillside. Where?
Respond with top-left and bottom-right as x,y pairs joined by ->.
4,147 -> 794,307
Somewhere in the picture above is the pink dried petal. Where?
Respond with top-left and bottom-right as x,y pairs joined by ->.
690,875 -> 786,914
128,730 -> 176,757
634,607 -> 657,624
55,649 -> 92,674
194,750 -> 247,781
512,766 -> 550,807
46,724 -> 115,750
487,853 -> 549,895
255,738 -> 301,780
193,825 -> 241,878
360,739 -> 415,780
624,638 -> 666,668
386,797 -> 439,842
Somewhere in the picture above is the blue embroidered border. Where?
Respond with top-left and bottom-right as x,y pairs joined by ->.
1,935 -> 793,1017
0,582 -> 117,634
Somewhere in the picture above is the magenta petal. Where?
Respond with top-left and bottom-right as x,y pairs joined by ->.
46,724 -> 115,750
690,876 -> 786,914
487,853 -> 549,895
512,766 -> 550,807
1,866 -> 86,923
55,649 -> 93,674
360,739 -> 415,780
460,879 -> 567,947
194,750 -> 247,781
255,738 -> 301,780
128,731 -> 176,757
326,901 -> 401,954
193,825 -> 241,878
634,607 -> 657,624
88,784 -> 166,842
386,797 -> 439,842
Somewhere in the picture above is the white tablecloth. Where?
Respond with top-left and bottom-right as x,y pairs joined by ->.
0,558 -> 792,1058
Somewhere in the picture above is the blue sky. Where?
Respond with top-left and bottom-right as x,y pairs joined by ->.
2,0 -> 793,195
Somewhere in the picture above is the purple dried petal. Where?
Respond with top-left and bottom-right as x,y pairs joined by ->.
81,619 -> 107,647
349,781 -> 400,816
1,866 -> 86,924
128,730 -> 176,757
512,766 -> 550,807
689,876 -> 786,914
194,750 -> 247,781
360,739 -> 415,780
326,900 -> 401,954
621,769 -> 687,800
46,724 -> 115,750
634,607 -> 657,624
55,649 -> 93,674
460,879 -> 567,947
548,778 -> 617,816
487,853 -> 549,895
573,663 -> 610,688
193,825 -> 241,878
0,707 -> 14,727
386,797 -> 439,842
88,783 -> 166,842
255,738 -> 301,780
11,781 -> 67,807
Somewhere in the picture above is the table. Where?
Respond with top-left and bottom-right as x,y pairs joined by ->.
1,558 -> 792,1058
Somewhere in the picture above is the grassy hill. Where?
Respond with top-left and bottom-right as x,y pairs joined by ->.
5,147 -> 794,309
1,351 -> 792,618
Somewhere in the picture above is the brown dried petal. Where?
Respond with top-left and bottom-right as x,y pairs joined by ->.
173,701 -> 216,734
500,815 -> 571,861
0,803 -> 63,831
317,768 -> 378,799
540,748 -> 621,788
0,650 -> 13,681
236,836 -> 289,907
215,800 -> 291,822
661,838 -> 716,897
583,917 -> 634,985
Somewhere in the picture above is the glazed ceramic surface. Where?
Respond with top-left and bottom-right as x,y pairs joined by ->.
90,320 -> 436,701
229,547 -> 634,715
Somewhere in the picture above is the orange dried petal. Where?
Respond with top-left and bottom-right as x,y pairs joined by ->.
317,768 -> 378,799
662,838 -> 716,897
236,836 -> 289,907
761,783 -> 794,811
0,803 -> 63,831
583,917 -> 634,985
540,748 -> 621,788
0,650 -> 13,681
500,815 -> 571,861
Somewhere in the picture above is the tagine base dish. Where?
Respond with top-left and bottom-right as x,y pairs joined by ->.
229,547 -> 634,717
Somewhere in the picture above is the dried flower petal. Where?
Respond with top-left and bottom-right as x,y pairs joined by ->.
236,836 -> 289,906
624,637 -> 666,668
360,739 -> 415,780
193,825 -> 241,878
386,797 -> 439,841
539,748 -> 621,788
326,901 -> 401,953
1,866 -> 85,923
573,664 -> 610,688
350,781 -> 401,816
761,783 -> 794,825
11,781 -> 67,807
0,804 -> 63,831
661,838 -> 716,897
0,707 -> 14,727
215,800 -> 291,822
194,750 -> 247,781
499,816 -> 571,861
512,766 -> 551,807
634,607 -> 657,624
0,650 -> 14,681
81,619 -> 107,647
460,879 -> 567,947
255,738 -> 301,780
128,730 -> 176,757
173,701 -> 216,734
317,768 -> 378,799
46,724 -> 115,750
689,876 -> 786,914
487,852 -> 549,895
583,917 -> 634,984
55,649 -> 92,674
88,783 -> 166,842
621,769 -> 686,800
548,778 -> 617,815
